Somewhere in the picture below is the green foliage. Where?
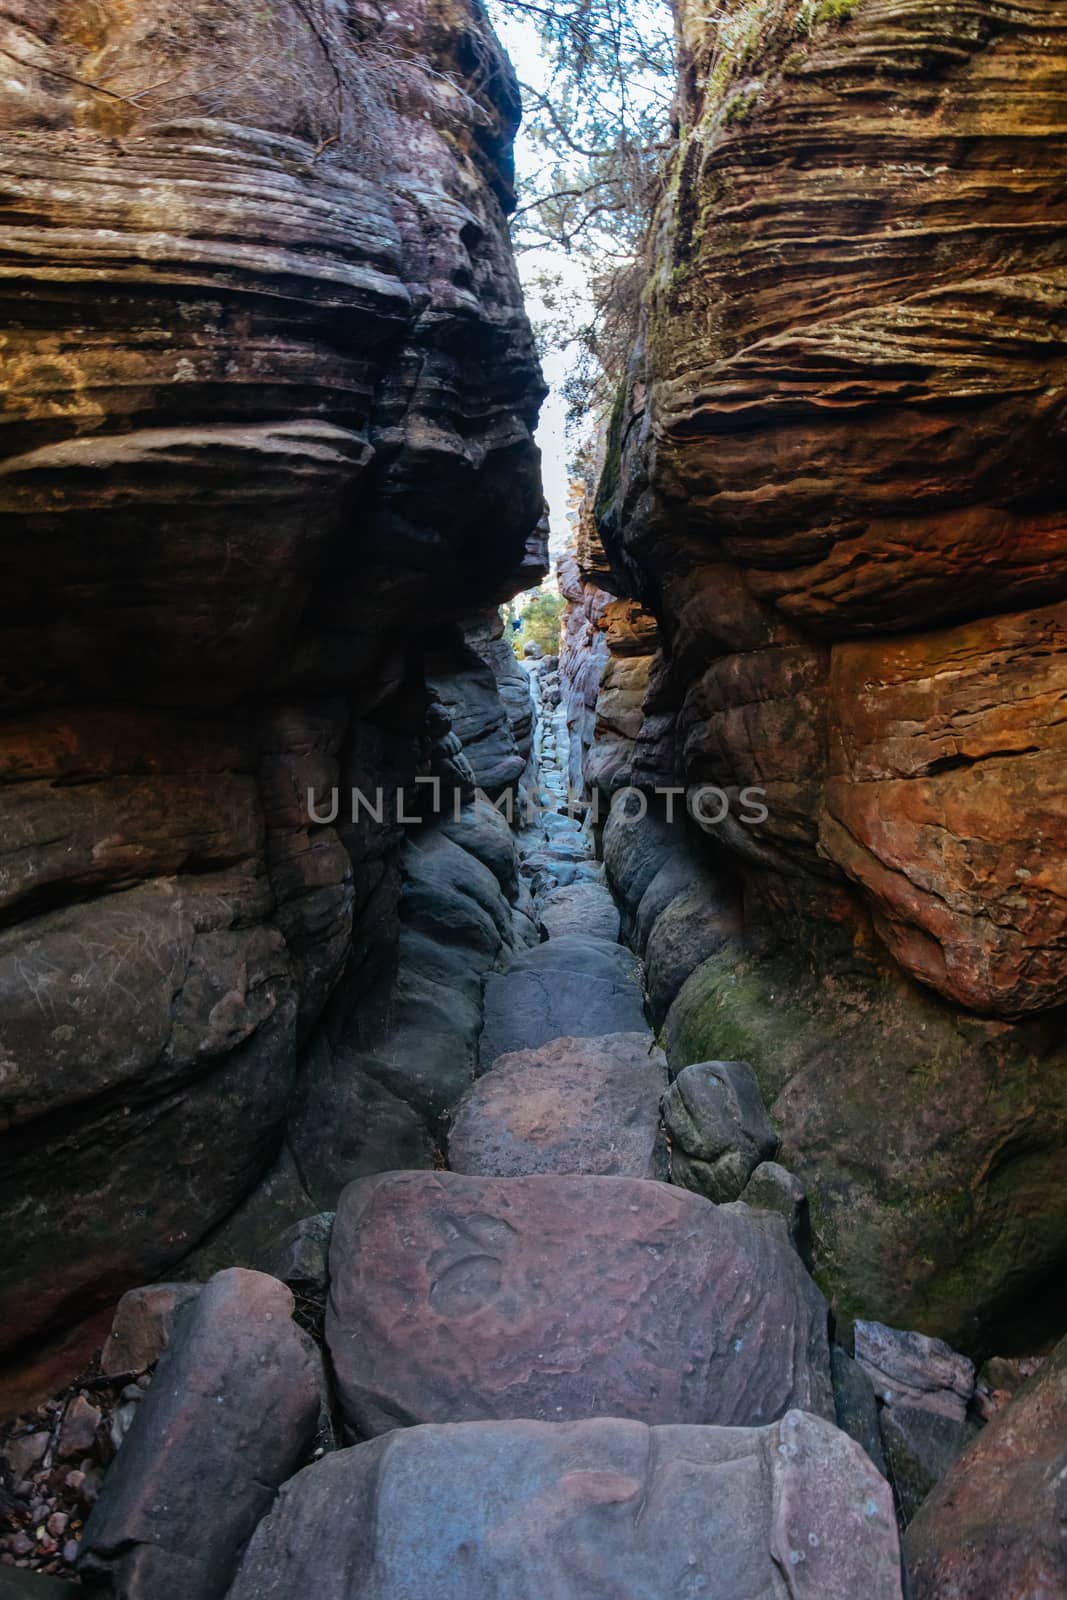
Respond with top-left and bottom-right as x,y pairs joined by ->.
796,0 -> 857,30
490,0 -> 675,422
722,85 -> 761,124
510,587 -> 567,658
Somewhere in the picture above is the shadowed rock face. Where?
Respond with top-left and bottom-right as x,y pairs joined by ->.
0,0 -> 544,1391
904,1332 -> 1067,1598
590,0 -> 1067,1343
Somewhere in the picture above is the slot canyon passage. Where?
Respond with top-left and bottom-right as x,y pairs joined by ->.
1,0 -> 1066,1594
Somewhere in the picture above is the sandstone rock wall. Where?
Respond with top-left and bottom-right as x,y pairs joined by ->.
557,497 -> 660,803
0,0 -> 544,1392
594,0 -> 1067,1347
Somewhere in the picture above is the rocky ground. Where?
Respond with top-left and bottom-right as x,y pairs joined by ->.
2,665 -> 1058,1598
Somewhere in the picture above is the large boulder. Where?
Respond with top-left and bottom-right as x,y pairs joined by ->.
664,941 -> 1067,1349
325,1171 -> 833,1437
291,812 -> 523,1197
448,1032 -> 667,1178
904,1332 -> 1067,1597
227,1414 -> 903,1600
78,1269 -> 321,1600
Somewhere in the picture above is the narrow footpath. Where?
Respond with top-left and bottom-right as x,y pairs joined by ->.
70,679 -> 905,1598
225,689 -> 902,1595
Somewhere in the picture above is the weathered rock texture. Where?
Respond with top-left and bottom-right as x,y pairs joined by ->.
0,0 -> 544,1398
557,507 -> 660,803
904,1330 -> 1067,1598
78,1268 -> 321,1600
227,1415 -> 903,1600
448,1031 -> 667,1178
593,0 -> 1067,1345
325,1170 -> 834,1437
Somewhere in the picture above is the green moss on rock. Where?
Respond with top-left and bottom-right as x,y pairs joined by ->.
665,942 -> 1067,1355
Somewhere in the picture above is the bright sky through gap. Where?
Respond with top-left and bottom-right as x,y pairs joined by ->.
492,10 -> 595,577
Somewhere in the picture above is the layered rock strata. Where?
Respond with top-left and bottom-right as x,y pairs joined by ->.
592,0 -> 1067,1344
0,0 -> 544,1394
557,516 -> 660,803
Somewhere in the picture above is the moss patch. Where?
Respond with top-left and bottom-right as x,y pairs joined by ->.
664,942 -> 1067,1355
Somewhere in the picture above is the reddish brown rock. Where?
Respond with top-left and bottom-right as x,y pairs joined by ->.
824,602 -> 1067,1016
99,1284 -> 202,1378
56,1397 -> 101,1463
904,1332 -> 1067,1598
557,504 -> 660,801
0,0 -> 543,1396
447,1032 -> 667,1179
79,1269 -> 321,1600
587,0 -> 1067,1349
227,1413 -> 903,1600
325,1170 -> 833,1437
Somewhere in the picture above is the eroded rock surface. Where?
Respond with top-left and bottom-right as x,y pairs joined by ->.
662,1059 -> 779,1203
904,1331 -> 1067,1597
479,935 -> 648,1069
227,1414 -> 903,1600
0,0 -> 544,1389
78,1269 -> 321,1600
585,0 -> 1067,1344
325,1170 -> 834,1437
448,1032 -> 667,1179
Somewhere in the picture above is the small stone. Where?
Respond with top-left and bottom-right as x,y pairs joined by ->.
46,1513 -> 68,1538
740,1161 -> 809,1253
662,1060 -> 778,1203
121,1384 -> 144,1403
855,1320 -> 975,1422
57,1395 -> 102,1460
2,1432 -> 49,1479
9,1534 -> 34,1558
109,1401 -> 139,1454
75,1468 -> 102,1507
257,1214 -> 335,1294
64,1470 -> 85,1494
63,1540 -> 80,1564
101,1282 -> 202,1376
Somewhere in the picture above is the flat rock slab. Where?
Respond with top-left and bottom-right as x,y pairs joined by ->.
100,1282 -> 201,1377
855,1319 -> 974,1421
538,882 -> 620,943
479,938 -> 646,1067
448,1032 -> 667,1179
326,1172 -> 834,1437
227,1414 -> 903,1600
